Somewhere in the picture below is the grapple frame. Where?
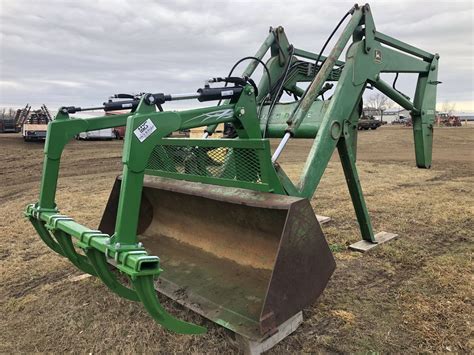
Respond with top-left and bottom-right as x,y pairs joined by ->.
26,3 -> 439,339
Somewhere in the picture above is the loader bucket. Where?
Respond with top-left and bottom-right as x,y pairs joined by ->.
100,176 -> 335,340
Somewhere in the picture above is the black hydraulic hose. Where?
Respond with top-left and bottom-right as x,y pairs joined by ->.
289,7 -> 354,117
228,56 -> 272,89
393,72 -> 399,90
217,56 -> 272,106
313,10 -> 352,73
267,8 -> 352,109
392,72 -> 411,100
264,46 -> 295,137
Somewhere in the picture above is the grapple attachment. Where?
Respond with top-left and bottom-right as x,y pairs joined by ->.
100,176 -> 335,339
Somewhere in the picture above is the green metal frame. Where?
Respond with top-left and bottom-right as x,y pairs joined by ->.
144,138 -> 283,193
26,3 -> 439,334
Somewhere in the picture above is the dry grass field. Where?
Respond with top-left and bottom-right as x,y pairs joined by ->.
1,127 -> 472,353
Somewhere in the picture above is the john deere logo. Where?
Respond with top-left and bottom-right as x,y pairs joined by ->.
374,49 -> 382,63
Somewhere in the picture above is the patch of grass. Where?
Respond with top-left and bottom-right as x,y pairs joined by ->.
330,243 -> 346,253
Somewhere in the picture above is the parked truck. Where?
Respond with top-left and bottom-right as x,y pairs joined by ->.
22,105 -> 51,141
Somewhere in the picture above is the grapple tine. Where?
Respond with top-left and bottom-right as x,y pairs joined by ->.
53,231 -> 97,276
29,218 -> 65,257
85,248 -> 139,302
131,275 -> 207,335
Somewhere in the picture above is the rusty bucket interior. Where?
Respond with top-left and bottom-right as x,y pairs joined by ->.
100,176 -> 335,340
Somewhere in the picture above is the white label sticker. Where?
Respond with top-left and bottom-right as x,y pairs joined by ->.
221,90 -> 234,97
134,119 -> 157,142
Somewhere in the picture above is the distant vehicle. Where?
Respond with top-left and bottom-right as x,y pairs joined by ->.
392,115 -> 410,125
106,111 -> 128,139
22,105 -> 52,142
73,111 -> 125,140
22,124 -> 48,141
78,128 -> 116,140
358,115 -> 386,130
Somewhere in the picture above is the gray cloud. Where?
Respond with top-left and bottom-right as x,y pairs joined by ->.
0,0 -> 473,110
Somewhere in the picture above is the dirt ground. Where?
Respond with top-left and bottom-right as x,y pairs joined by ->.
0,127 -> 472,353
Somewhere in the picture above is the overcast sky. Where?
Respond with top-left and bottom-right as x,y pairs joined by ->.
0,0 -> 473,112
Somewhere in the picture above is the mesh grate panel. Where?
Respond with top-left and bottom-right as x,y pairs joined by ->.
146,144 -> 263,183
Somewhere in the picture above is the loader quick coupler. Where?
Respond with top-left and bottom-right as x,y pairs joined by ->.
27,3 -> 438,341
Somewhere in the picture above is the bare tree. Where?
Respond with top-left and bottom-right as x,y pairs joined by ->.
441,101 -> 456,115
366,93 -> 394,111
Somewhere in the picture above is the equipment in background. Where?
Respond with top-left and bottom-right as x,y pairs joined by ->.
436,112 -> 462,127
358,115 -> 386,130
358,107 -> 386,130
0,105 -> 30,133
391,115 -> 409,125
74,109 -> 130,140
0,108 -> 19,133
26,3 -> 439,347
74,98 -> 139,140
15,104 -> 32,132
77,128 -> 116,140
106,111 -> 128,139
22,105 -> 52,141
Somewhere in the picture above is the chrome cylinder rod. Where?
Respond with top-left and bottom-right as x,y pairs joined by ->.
271,132 -> 291,163
169,93 -> 201,101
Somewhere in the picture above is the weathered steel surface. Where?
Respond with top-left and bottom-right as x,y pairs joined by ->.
349,231 -> 398,252
259,198 -> 335,334
100,177 -> 152,235
100,176 -> 335,339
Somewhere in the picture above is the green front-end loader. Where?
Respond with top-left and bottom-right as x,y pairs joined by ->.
26,3 -> 439,341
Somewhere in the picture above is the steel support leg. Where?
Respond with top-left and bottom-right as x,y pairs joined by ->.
337,137 -> 376,243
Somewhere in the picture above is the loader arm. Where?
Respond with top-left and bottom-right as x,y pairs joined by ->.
267,3 -> 439,240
